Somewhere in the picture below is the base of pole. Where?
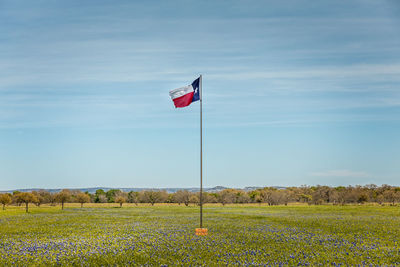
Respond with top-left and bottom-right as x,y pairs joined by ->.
195,228 -> 208,236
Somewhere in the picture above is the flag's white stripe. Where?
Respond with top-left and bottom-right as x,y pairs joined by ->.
169,85 -> 194,99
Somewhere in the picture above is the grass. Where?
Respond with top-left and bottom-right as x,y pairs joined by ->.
0,204 -> 400,266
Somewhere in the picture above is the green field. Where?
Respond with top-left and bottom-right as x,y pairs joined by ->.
1,204 -> 399,266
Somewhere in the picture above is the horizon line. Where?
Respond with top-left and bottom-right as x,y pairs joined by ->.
1,183 -> 399,192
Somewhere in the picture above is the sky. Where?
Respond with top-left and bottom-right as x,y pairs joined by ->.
0,0 -> 400,190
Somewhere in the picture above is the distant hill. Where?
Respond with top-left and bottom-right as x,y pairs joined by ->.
0,186 -> 280,194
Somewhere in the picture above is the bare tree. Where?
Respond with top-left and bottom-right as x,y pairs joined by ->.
141,191 -> 167,206
128,191 -> 140,205
281,190 -> 294,206
327,190 -> 337,205
260,188 -> 277,206
98,194 -> 108,203
270,190 -> 283,205
311,186 -> 330,205
218,189 -> 236,205
174,190 -> 191,206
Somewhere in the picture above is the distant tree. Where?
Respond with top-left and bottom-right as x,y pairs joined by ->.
141,191 -> 155,205
281,189 -> 294,206
327,188 -> 339,204
69,190 -> 82,203
141,191 -> 167,206
96,189 -> 105,195
395,188 -> 400,204
311,186 -> 330,205
49,193 -> 57,206
344,186 -> 360,204
260,188 -> 277,206
166,193 -> 175,203
87,192 -> 96,203
14,192 -> 38,213
98,194 -> 108,203
270,190 -> 284,205
300,194 -> 312,204
382,188 -> 397,205
189,194 -> 200,206
234,190 -> 251,203
94,189 -> 106,203
376,194 -> 385,205
115,195 -> 127,207
217,189 -> 236,205
38,190 -> 53,205
0,194 -> 11,210
158,191 -> 169,204
358,193 -> 369,204
106,189 -> 121,203
219,189 -> 247,204
174,190 -> 191,206
31,191 -> 45,207
248,190 -> 260,204
76,192 -> 91,208
204,192 -> 218,203
128,191 -> 140,205
55,189 -> 71,210
334,186 -> 347,205
12,191 -> 23,206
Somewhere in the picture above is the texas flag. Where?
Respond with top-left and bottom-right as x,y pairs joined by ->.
169,77 -> 200,108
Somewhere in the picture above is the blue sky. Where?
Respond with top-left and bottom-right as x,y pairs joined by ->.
0,0 -> 400,190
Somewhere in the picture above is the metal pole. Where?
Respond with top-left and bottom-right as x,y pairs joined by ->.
199,74 -> 203,229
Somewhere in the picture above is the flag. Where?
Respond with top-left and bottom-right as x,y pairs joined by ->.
169,77 -> 200,108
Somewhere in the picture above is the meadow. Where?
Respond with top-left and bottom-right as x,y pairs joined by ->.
0,204 -> 399,266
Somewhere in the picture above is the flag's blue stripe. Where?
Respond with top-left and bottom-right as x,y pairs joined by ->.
191,77 -> 200,102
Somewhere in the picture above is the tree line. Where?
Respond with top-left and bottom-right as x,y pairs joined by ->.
1,184 -> 400,212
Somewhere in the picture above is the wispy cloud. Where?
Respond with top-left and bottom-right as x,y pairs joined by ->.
208,64 -> 400,83
310,170 -> 371,178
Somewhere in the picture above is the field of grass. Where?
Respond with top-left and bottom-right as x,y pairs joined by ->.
1,204 -> 400,266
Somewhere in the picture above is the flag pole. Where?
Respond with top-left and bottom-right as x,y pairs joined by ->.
195,75 -> 207,236
199,74 -> 203,229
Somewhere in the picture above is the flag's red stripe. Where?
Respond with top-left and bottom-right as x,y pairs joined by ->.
172,92 -> 194,108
